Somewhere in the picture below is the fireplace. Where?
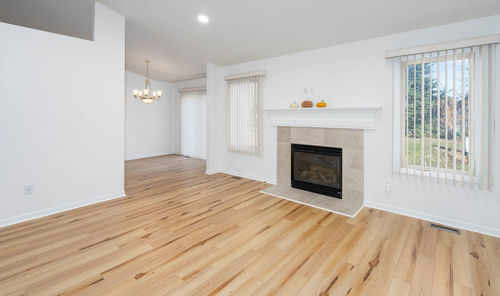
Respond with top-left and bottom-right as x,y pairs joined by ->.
291,143 -> 342,199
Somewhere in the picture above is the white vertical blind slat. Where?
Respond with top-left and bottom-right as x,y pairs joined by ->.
478,46 -> 484,190
229,82 -> 231,153
436,52 -> 441,183
487,44 -> 495,191
420,55 -> 424,181
461,49 -> 466,186
241,78 -> 244,153
469,50 -> 475,188
452,50 -> 457,186
413,55 -> 417,179
444,52 -> 449,184
429,53 -> 433,182
404,59 -> 409,177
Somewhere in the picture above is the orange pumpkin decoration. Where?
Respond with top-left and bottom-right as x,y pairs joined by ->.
316,100 -> 327,108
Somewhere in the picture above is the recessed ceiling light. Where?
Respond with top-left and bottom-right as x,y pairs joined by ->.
198,14 -> 209,23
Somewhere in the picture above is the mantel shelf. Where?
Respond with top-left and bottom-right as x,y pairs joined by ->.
262,106 -> 382,112
263,106 -> 382,130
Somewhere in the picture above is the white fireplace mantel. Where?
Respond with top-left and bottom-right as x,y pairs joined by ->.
263,106 -> 382,129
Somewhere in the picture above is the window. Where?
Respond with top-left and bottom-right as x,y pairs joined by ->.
226,71 -> 265,155
387,37 -> 497,189
400,49 -> 473,181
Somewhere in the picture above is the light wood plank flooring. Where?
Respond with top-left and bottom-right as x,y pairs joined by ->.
0,155 -> 499,295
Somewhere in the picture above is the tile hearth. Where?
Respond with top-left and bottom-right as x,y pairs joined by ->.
261,126 -> 364,217
261,185 -> 362,217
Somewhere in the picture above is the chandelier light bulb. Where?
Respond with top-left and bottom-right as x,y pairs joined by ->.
138,91 -> 143,96
157,90 -> 162,97
133,89 -> 138,96
144,89 -> 149,95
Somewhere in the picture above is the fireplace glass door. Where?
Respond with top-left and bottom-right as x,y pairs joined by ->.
291,144 -> 342,198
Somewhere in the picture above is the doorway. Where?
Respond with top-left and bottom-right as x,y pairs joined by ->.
180,89 -> 207,159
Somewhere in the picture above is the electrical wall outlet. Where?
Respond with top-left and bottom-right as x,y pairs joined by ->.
384,180 -> 392,194
24,184 -> 34,195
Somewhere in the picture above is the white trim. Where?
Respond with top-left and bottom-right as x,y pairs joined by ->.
260,190 -> 362,218
125,151 -> 176,161
178,86 -> 206,93
397,167 -> 479,183
171,72 -> 207,82
386,34 -> 500,58
204,168 -> 276,184
219,169 -> 276,184
0,191 -> 126,228
224,70 -> 267,81
264,107 -> 381,130
365,200 -> 500,238
205,168 -> 219,175
262,106 -> 381,111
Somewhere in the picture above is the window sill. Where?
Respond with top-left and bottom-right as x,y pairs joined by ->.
397,167 -> 477,183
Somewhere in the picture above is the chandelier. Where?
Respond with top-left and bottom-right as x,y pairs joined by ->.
132,59 -> 162,104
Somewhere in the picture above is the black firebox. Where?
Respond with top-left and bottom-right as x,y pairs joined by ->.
291,144 -> 342,199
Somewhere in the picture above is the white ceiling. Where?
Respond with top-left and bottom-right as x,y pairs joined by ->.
0,0 -> 94,40
98,0 -> 500,82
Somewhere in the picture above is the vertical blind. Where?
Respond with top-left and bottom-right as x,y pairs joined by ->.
226,72 -> 265,156
387,36 -> 497,190
400,48 -> 473,185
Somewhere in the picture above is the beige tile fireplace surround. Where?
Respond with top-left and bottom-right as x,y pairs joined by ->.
261,126 -> 364,217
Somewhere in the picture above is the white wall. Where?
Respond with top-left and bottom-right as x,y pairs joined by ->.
125,70 -> 177,160
206,14 -> 500,237
0,3 -> 125,226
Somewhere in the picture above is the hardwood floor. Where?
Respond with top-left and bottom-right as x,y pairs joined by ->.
0,154 -> 499,295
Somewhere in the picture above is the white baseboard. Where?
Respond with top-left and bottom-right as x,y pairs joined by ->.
0,191 -> 126,228
217,169 -> 276,184
205,168 -> 218,175
125,151 -> 175,161
365,200 -> 500,238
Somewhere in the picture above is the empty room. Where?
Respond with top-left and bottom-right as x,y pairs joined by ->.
1,0 -> 500,295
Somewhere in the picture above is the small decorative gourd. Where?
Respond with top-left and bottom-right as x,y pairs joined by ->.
316,100 -> 327,108
301,100 -> 313,108
290,101 -> 299,108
